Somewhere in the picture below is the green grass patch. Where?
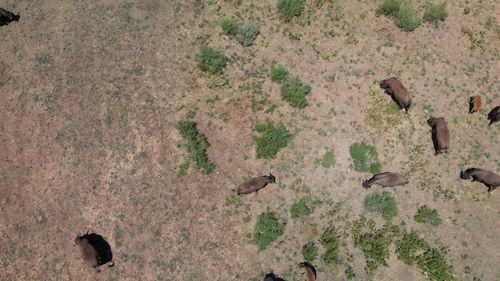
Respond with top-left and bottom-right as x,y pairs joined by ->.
364,192 -> 398,220
176,121 -> 215,174
395,1 -> 421,31
220,18 -> 239,36
320,226 -> 341,265
321,150 -> 336,168
396,231 -> 430,265
417,247 -> 456,281
280,76 -> 311,108
277,0 -> 305,22
291,200 -> 312,219
302,242 -> 318,263
349,142 -> 381,173
365,94 -> 403,131
270,65 -> 289,83
414,205 -> 442,227
423,2 -> 448,23
252,121 -> 293,159
195,45 -> 228,75
376,0 -> 401,16
235,23 -> 260,47
253,212 -> 286,251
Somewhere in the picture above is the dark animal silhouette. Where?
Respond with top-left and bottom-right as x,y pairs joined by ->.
0,8 -> 20,26
380,77 -> 411,112
299,262 -> 317,281
487,106 -> 500,126
234,174 -> 276,195
427,117 -> 450,154
264,273 -> 286,281
75,232 -> 114,273
460,168 -> 500,192
469,96 -> 482,113
362,172 -> 408,188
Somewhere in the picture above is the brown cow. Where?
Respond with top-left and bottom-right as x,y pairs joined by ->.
460,168 -> 500,192
362,172 -> 408,189
469,96 -> 482,113
0,8 -> 20,26
380,77 -> 412,113
75,232 -> 114,273
427,117 -> 450,154
234,174 -> 276,195
299,262 -> 316,281
75,235 -> 101,273
487,106 -> 500,126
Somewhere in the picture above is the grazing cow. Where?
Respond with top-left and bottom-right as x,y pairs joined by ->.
234,174 -> 276,195
299,262 -> 316,281
427,117 -> 450,154
264,273 -> 286,281
75,232 -> 114,273
380,77 -> 412,113
362,172 -> 408,189
469,96 -> 482,113
487,106 -> 500,126
0,8 -> 20,26
460,168 -> 500,192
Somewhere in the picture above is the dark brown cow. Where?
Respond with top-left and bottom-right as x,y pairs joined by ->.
263,273 -> 286,281
234,174 -> 276,195
380,77 -> 412,113
362,172 -> 408,188
469,96 -> 482,113
427,117 -> 450,154
75,232 -> 114,273
460,168 -> 500,192
487,106 -> 500,126
299,262 -> 317,281
0,8 -> 20,26
75,235 -> 101,272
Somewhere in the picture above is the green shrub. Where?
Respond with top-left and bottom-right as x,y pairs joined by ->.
195,45 -> 228,75
349,142 -> 381,173
463,6 -> 471,15
414,205 -> 442,227
252,122 -> 293,159
302,242 -> 318,263
270,65 -> 288,83
235,23 -> 260,47
277,0 -> 305,22
395,1 -> 421,31
321,150 -> 336,168
320,226 -> 341,265
396,231 -> 430,265
423,2 -> 448,22
417,248 -> 456,281
364,192 -> 398,220
376,0 -> 401,16
176,121 -> 215,174
253,212 -> 286,251
291,200 -> 312,219
345,265 -> 356,279
280,76 -> 311,108
220,18 -> 239,36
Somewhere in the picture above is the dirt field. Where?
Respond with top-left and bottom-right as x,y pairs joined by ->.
1,0 -> 499,280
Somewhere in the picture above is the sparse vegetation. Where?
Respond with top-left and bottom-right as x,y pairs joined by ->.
195,45 -> 228,74
277,0 -> 305,22
349,142 -> 381,173
252,121 -> 293,159
280,76 -> 311,108
176,120 -> 215,174
220,18 -> 239,36
423,2 -> 448,23
302,242 -> 318,263
396,231 -> 430,265
291,200 -> 312,219
235,23 -> 260,47
320,226 -> 341,265
270,65 -> 288,83
364,192 -> 398,220
253,212 -> 286,251
414,205 -> 442,227
321,150 -> 336,168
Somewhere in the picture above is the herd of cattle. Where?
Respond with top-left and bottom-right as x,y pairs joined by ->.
2,5 -> 500,280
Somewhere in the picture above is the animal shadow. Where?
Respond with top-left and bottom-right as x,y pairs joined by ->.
80,232 -> 113,266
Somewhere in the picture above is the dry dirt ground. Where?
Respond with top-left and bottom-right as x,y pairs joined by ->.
1,0 -> 499,280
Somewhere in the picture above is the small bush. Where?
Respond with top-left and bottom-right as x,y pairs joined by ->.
463,6 -> 471,15
252,122 -> 293,159
270,65 -> 288,83
345,265 -> 356,279
235,23 -> 260,47
414,205 -> 442,227
364,192 -> 398,220
280,76 -> 311,108
253,212 -> 286,251
376,0 -> 401,16
423,2 -> 448,22
176,121 -> 215,174
220,18 -> 239,36
320,226 -> 341,265
302,242 -> 318,263
349,142 -> 381,173
417,248 -> 456,281
291,200 -> 312,219
195,45 -> 228,75
396,231 -> 429,265
277,0 -> 305,22
321,150 -> 336,168
395,1 -> 422,31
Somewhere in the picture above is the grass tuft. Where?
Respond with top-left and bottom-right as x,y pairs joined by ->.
364,192 -> 398,220
396,231 -> 429,265
291,200 -> 312,219
376,0 -> 401,16
270,65 -> 289,83
176,121 -> 215,174
349,142 -> 381,173
195,45 -> 227,74
320,226 -> 341,265
302,242 -> 318,263
277,0 -> 305,22
280,76 -> 311,108
235,23 -> 260,47
395,1 -> 422,31
220,18 -> 239,36
414,205 -> 442,227
423,2 -> 448,23
252,121 -> 293,159
253,212 -> 286,251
